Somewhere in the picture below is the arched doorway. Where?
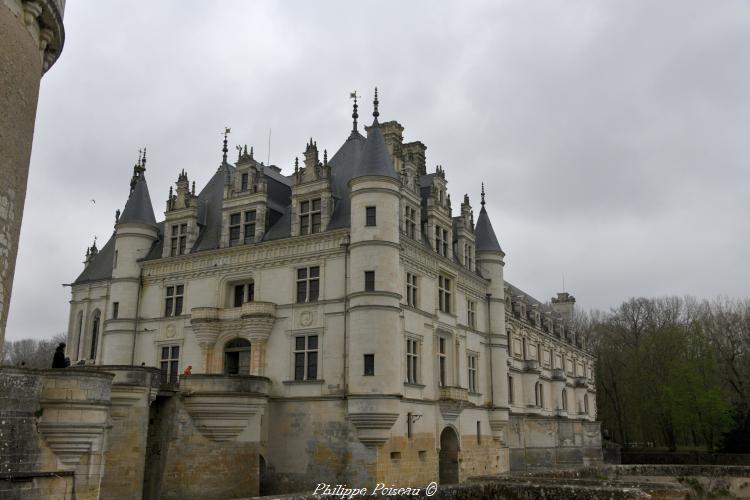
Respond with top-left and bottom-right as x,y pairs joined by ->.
258,454 -> 269,496
224,338 -> 251,375
438,426 -> 459,484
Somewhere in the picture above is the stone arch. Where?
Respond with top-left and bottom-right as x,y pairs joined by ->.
73,310 -> 83,361
438,426 -> 460,485
223,337 -> 251,375
258,454 -> 269,496
89,309 -> 101,361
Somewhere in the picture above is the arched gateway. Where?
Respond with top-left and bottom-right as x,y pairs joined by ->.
438,426 -> 459,484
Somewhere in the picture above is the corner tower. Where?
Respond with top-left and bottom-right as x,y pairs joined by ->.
474,184 -> 511,442
0,0 -> 65,355
102,152 -> 158,364
346,90 -> 402,446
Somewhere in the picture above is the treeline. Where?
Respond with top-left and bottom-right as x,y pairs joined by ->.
2,333 -> 67,369
577,297 -> 750,452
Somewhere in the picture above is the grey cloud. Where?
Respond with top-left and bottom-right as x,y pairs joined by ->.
7,0 -> 750,340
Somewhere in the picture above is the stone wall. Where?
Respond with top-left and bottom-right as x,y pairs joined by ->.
94,366 -> 160,500
508,415 -> 602,471
0,368 -> 112,499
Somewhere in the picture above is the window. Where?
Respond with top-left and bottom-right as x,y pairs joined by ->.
112,302 -> 119,319
165,285 -> 184,317
407,412 -> 413,438
241,172 -> 249,191
438,337 -> 447,387
535,382 -> 544,408
522,337 -> 528,360
467,245 -> 473,269
160,345 -> 180,383
364,354 -> 375,376
246,211 -> 258,241
89,310 -> 100,360
477,421 -> 482,444
114,250 -> 118,268
406,273 -> 418,307
508,375 -> 514,404
365,206 -> 376,226
468,354 -> 478,393
296,266 -> 320,303
438,275 -> 452,314
233,282 -> 255,307
406,338 -> 419,384
224,338 -> 251,375
299,198 -> 322,235
561,389 -> 568,411
537,343 -> 543,363
229,213 -> 241,245
294,334 -> 318,381
467,300 -> 476,328
405,206 -> 417,238
584,394 -> 589,415
442,229 -> 448,256
364,271 -> 375,292
435,226 -> 443,255
170,223 -> 188,256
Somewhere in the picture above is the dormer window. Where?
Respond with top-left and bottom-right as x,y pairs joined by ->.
405,206 -> 417,238
300,198 -> 321,235
244,210 -> 256,244
435,226 -> 448,256
170,223 -> 187,256
241,173 -> 249,192
229,213 -> 241,245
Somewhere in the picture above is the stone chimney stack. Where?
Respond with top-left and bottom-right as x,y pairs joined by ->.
551,292 -> 576,323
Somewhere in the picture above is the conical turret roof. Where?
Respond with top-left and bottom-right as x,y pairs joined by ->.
351,118 -> 398,180
119,174 -> 157,227
475,205 -> 503,253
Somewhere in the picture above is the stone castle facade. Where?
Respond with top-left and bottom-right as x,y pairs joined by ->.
53,92 -> 600,498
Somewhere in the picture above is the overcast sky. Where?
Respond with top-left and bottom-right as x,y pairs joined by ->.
7,0 -> 750,341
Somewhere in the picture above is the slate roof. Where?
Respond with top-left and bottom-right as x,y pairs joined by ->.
119,175 -> 157,227
475,206 -> 503,253
73,232 -> 116,284
351,119 -> 398,180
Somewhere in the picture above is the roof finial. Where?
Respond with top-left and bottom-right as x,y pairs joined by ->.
222,127 -> 231,164
373,87 -> 379,119
350,91 -> 359,132
141,147 -> 147,170
323,149 -> 328,165
481,182 -> 486,206
137,148 -> 142,168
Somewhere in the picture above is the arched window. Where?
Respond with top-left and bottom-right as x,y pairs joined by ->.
584,394 -> 589,415
75,311 -> 83,360
224,338 -> 251,375
561,389 -> 568,411
507,375 -> 514,404
89,310 -> 101,360
535,382 -> 544,408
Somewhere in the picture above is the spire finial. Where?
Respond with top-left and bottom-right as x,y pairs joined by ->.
481,182 -> 486,206
323,149 -> 328,165
142,147 -> 147,170
350,91 -> 359,132
137,148 -> 142,168
373,87 -> 379,119
222,127 -> 231,164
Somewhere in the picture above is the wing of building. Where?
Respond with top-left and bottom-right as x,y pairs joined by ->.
65,91 -> 601,497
